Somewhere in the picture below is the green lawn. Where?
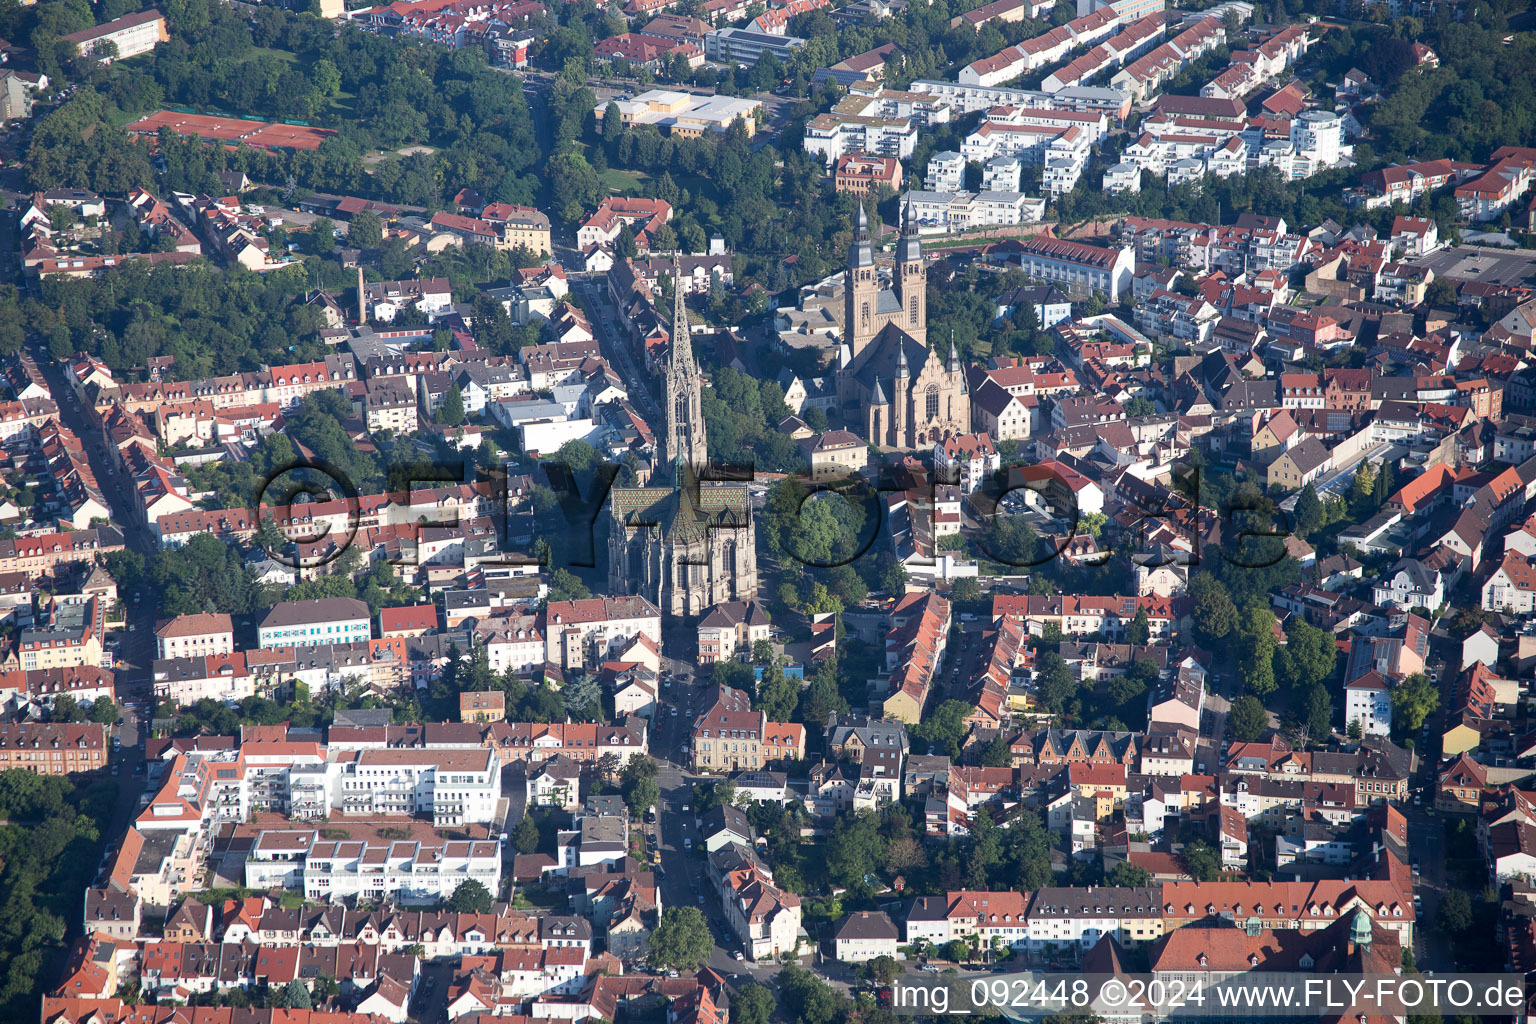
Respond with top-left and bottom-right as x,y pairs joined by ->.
601,167 -> 650,193
249,46 -> 300,64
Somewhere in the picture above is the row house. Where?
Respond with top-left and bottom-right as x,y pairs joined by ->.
243,830 -> 502,905
993,592 -> 1184,640
881,592 -> 951,724
706,844 -> 802,959
691,683 -> 806,772
959,5 -> 1122,85
903,889 -> 1033,950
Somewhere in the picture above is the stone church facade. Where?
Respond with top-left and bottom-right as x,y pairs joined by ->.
607,261 -> 758,619
836,206 -> 969,449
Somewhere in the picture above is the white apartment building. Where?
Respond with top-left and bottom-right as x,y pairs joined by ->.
246,830 -> 503,905
1288,110 -> 1344,178
709,846 -> 803,960
1023,886 -> 1163,949
904,189 -> 1047,232
339,748 -> 502,826
1043,129 -> 1092,195
926,150 -> 965,191
257,597 -> 372,650
982,154 -> 1023,191
803,112 -> 916,166
1013,236 -> 1137,301
912,79 -> 1133,120
62,9 -> 168,62
1104,162 -> 1141,193
1345,673 -> 1392,737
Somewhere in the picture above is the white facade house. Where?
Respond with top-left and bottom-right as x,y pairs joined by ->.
338,748 -> 502,826
1371,558 -> 1444,612
1012,236 -> 1136,301
926,151 -> 965,191
1288,110 -> 1344,178
833,911 -> 901,962
1345,672 -> 1392,737
257,598 -> 372,650
247,831 -> 502,905
155,613 -> 234,660
1483,552 -> 1536,613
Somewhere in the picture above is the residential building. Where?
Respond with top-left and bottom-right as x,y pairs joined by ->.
833,911 -> 901,961
63,8 -> 168,62
834,154 -> 904,195
154,613 -> 234,660
691,684 -> 805,772
1010,236 -> 1136,301
0,722 -> 107,774
258,598 -> 372,650
696,600 -> 772,665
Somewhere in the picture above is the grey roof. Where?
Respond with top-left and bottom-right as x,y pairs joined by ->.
260,597 -> 370,628
827,714 -> 910,752
835,910 -> 899,941
701,803 -> 753,840
1284,436 -> 1331,475
1002,285 -> 1069,307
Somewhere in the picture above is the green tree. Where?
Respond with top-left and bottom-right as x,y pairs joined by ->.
1390,673 -> 1439,736
827,811 -> 887,890
547,569 -> 589,602
621,755 -> 660,815
978,734 -> 1013,767
913,700 -> 971,759
273,980 -> 312,1009
756,658 -> 798,723
1424,278 -> 1457,308
733,983 -> 775,1024
88,697 -> 117,725
1294,483 -> 1323,540
712,659 -> 755,693
1236,602 -> 1278,696
1229,694 -> 1268,742
349,210 -> 384,248
513,814 -> 540,854
863,954 -> 902,986
1108,861 -> 1151,886
440,384 -> 466,427
1305,684 -> 1333,742
1436,889 -> 1472,935
446,879 -> 495,913
308,216 -> 336,255
1189,573 -> 1237,646
1035,651 -> 1078,716
1126,607 -> 1151,646
649,907 -> 715,971
1351,462 -> 1376,518
1183,839 -> 1220,881
625,775 -> 660,817
778,966 -> 845,1024
1276,618 -> 1337,691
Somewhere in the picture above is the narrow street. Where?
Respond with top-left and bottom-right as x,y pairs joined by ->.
28,335 -> 161,845
573,276 -> 660,426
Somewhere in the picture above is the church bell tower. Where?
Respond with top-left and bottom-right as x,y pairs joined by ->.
662,257 -> 707,478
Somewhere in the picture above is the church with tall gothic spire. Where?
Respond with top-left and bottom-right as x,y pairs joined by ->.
606,258 -> 758,619
835,205 -> 970,449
